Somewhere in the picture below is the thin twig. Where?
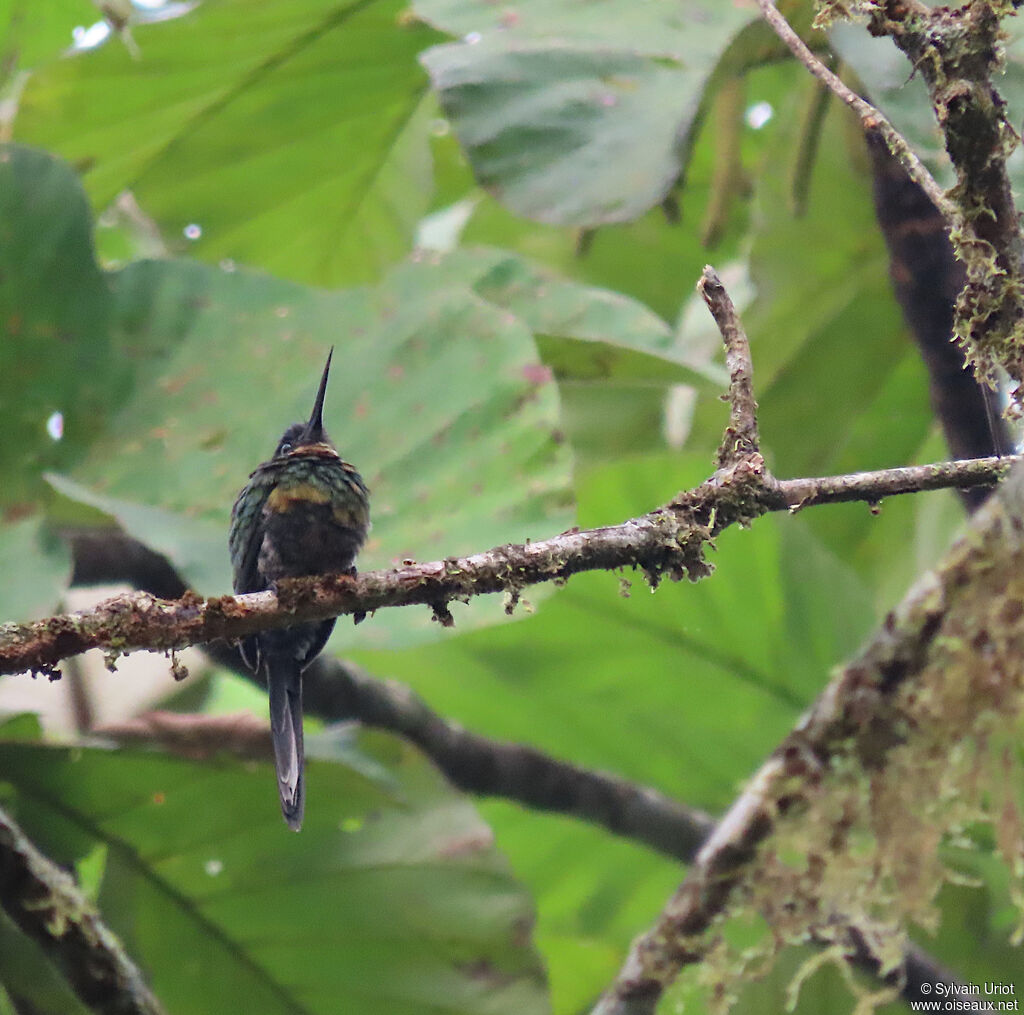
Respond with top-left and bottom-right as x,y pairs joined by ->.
699,265 -> 760,465
0,804 -> 165,1015
754,0 -> 957,225
773,455 -> 1013,509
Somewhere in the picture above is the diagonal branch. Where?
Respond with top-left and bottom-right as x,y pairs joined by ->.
0,803 -> 164,1015
754,0 -> 956,224
863,1 -> 1024,400
765,0 -> 1024,407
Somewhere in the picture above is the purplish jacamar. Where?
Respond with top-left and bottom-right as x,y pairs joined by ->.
229,349 -> 370,830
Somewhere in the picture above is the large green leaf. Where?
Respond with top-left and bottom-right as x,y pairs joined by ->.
2,143 -> 732,653
14,0 -> 442,287
400,238 -> 734,469
0,518 -> 70,623
0,727 -> 548,1015
0,145 -> 113,623
399,246 -> 724,389
0,145 -> 116,506
63,251 -> 576,648
416,0 -> 758,226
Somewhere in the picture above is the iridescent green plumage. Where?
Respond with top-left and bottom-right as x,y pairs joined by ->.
229,349 -> 369,830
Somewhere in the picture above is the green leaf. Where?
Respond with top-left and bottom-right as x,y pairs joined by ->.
354,452 -> 877,1009
0,143 -> 585,647
397,246 -> 723,388
0,145 -> 117,505
399,246 -> 727,466
0,729 -> 549,1015
466,250 -> 726,387
15,0 -> 442,286
0,517 -> 70,622
0,713 -> 43,738
478,800 -> 681,1015
0,1 -> 95,80
420,42 -> 700,226
416,0 -> 748,53
417,1 -> 757,226
45,473 -> 231,602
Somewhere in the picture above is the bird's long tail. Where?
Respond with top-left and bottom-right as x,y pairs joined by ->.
264,654 -> 305,831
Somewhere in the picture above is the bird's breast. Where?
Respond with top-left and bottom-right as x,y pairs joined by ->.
257,465 -> 369,582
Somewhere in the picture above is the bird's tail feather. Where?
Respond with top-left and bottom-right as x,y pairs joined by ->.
265,655 -> 305,831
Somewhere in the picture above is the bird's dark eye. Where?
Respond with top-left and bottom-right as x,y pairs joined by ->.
279,442 -> 293,455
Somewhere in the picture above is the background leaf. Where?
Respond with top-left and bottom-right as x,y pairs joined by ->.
15,0 -> 443,287
0,145 -> 116,506
0,729 -> 548,1015
416,0 -> 758,226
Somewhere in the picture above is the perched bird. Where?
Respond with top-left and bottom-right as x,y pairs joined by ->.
229,349 -> 370,830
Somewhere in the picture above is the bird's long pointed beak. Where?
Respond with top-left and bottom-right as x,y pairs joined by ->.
302,347 -> 333,443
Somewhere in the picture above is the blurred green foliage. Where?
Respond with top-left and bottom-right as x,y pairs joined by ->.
1,1 -> 1022,1013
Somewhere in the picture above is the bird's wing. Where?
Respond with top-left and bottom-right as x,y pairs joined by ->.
228,470 -> 272,595
229,472 -> 275,673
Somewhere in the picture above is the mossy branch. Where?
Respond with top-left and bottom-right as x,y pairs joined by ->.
868,1 -> 1024,402
0,451 -> 1015,678
766,0 -> 1024,407
0,804 -> 164,1015
591,461 -> 1024,1014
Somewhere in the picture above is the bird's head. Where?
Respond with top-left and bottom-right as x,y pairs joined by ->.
273,348 -> 338,458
